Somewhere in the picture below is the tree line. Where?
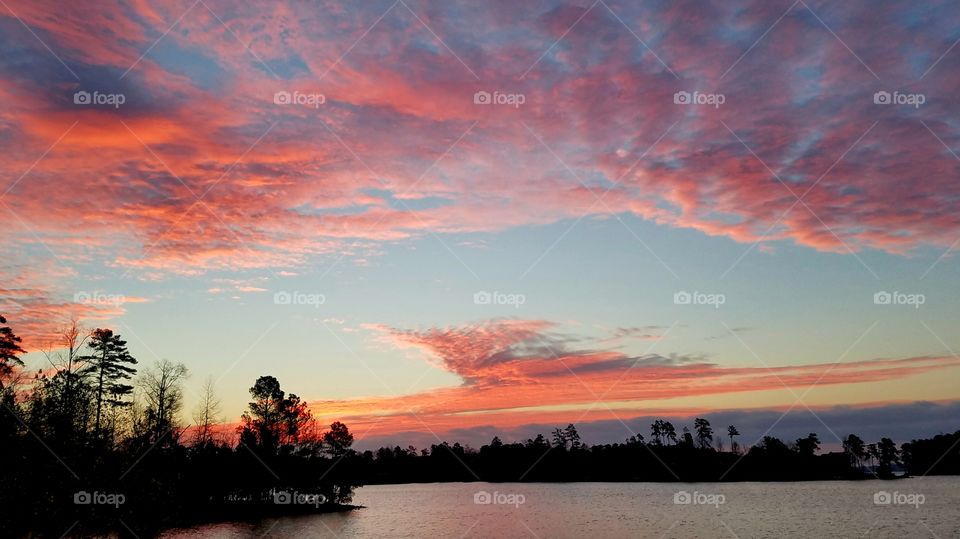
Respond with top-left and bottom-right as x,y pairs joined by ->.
332,420 -> 959,485
0,316 -> 358,537
0,314 -> 958,536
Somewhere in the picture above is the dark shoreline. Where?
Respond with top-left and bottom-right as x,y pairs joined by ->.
356,473 -> 913,485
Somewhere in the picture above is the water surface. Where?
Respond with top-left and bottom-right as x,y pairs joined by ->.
161,478 -> 959,538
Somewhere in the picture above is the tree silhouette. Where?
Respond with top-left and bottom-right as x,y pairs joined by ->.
240,375 -> 286,452
282,392 -> 311,448
0,316 -> 25,442
796,433 -> 820,456
239,375 -> 314,454
866,443 -> 879,470
662,421 -> 678,445
39,319 -> 90,439
552,427 -> 567,448
727,425 -> 740,453
27,368 -> 95,441
877,437 -> 899,478
563,424 -> 581,449
650,420 -> 663,445
0,315 -> 25,387
694,418 -> 713,449
192,376 -> 223,447
324,421 -> 354,457
527,433 -> 548,448
843,434 -> 866,472
80,328 -> 138,436
138,359 -> 189,444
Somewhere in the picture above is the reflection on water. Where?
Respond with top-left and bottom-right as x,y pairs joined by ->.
161,478 -> 960,538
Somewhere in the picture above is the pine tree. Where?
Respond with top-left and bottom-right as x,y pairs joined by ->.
0,315 -> 25,387
563,424 -> 581,449
81,328 -> 138,435
727,425 -> 740,453
694,417 -> 713,449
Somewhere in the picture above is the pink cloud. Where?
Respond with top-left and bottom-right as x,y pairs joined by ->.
301,319 -> 960,439
2,0 -> 960,340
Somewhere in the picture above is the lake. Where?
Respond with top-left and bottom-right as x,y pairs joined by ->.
160,478 -> 959,538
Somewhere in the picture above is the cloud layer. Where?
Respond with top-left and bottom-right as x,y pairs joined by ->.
3,0 -> 960,340
309,319 -> 959,441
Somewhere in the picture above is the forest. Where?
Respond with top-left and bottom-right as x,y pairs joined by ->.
0,315 -> 957,537
0,317 -> 359,537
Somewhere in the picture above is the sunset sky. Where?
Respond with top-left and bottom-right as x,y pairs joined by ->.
2,0 -> 959,449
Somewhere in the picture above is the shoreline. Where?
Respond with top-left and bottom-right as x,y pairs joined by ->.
354,474 -> 914,486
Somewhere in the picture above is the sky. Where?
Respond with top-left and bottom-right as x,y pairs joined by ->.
2,0 -> 959,450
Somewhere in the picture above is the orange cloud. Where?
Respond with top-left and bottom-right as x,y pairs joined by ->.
307,320 -> 960,439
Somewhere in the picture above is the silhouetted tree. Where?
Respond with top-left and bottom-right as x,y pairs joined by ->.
0,316 -> 25,442
563,424 -> 581,449
27,368 -> 94,441
662,421 -> 678,446
526,433 -> 548,448
324,421 -> 354,457
865,443 -> 879,470
192,376 -> 222,447
0,315 -> 25,387
901,431 -> 960,475
650,420 -> 664,445
240,375 -> 285,452
552,427 -> 567,448
138,359 -> 189,444
281,392 -> 311,448
796,433 -> 820,456
727,425 -> 740,453
843,434 -> 866,472
694,418 -> 713,449
758,435 -> 790,453
877,437 -> 899,478
38,319 -> 91,439
81,328 -> 138,437
239,375 -> 314,454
